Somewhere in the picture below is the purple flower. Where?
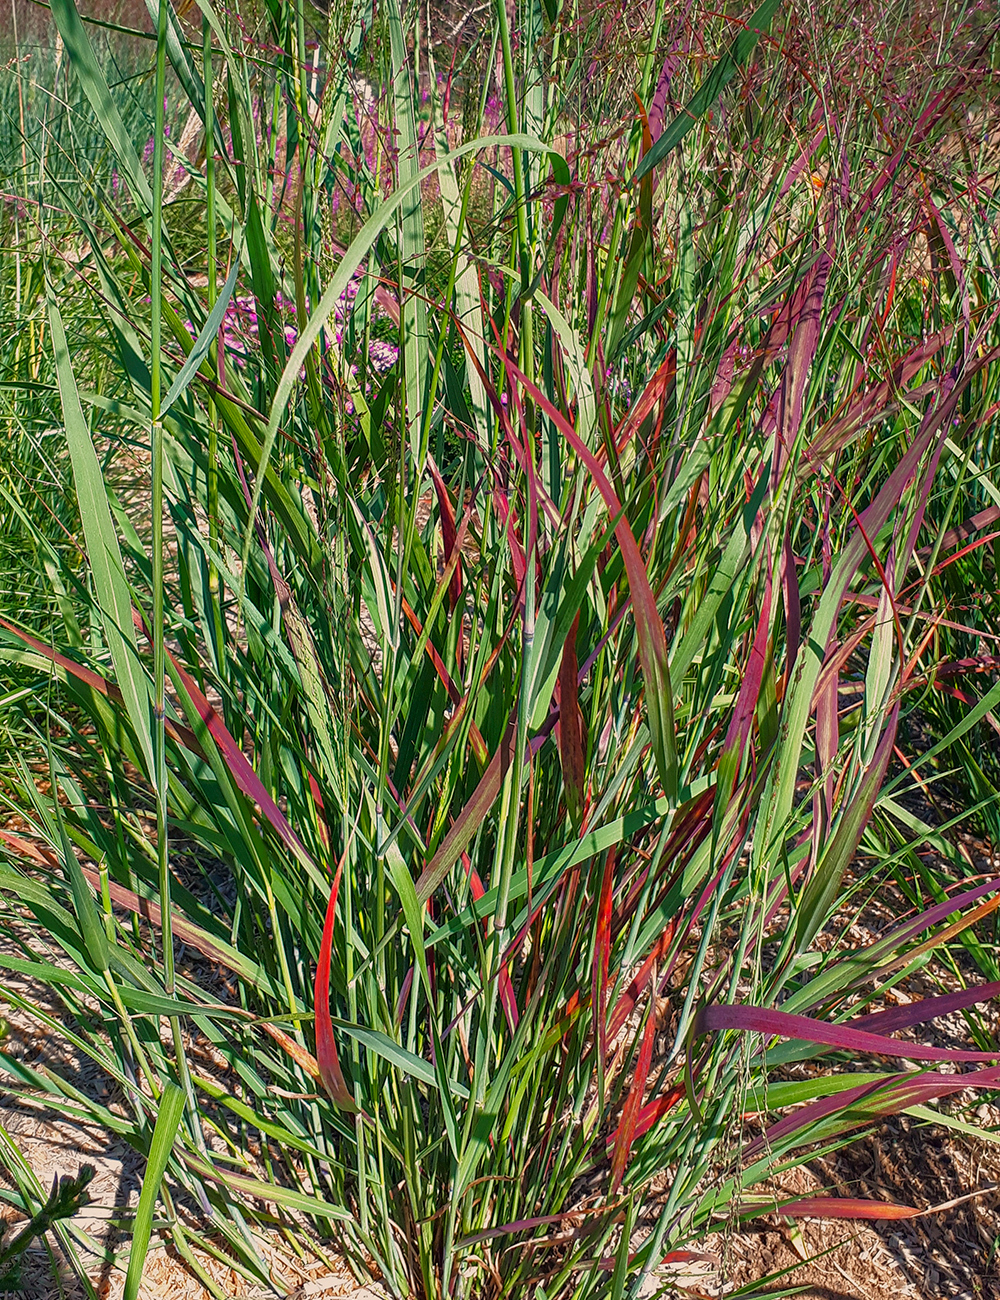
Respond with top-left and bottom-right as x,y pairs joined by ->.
368,340 -> 398,372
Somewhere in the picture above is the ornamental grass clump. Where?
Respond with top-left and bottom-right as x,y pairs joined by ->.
0,0 -> 999,1296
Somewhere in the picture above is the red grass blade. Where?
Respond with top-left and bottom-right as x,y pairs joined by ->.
608,920 -> 677,1041
610,1002 -> 656,1193
756,1197 -> 919,1221
0,615 -> 200,755
397,590 -> 488,765
592,848 -> 615,1068
465,856 -> 519,1032
608,348 -> 676,467
427,454 -> 463,611
720,569 -> 772,784
807,330 -> 952,461
499,355 -> 678,801
314,862 -> 358,1111
606,1082 -> 685,1149
159,633 -> 318,875
557,613 -> 586,822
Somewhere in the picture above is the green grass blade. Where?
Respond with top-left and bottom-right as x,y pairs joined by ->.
48,0 -> 154,211
123,1082 -> 184,1300
245,132 -> 560,573
161,259 -> 240,417
633,0 -> 782,183
46,293 -> 154,778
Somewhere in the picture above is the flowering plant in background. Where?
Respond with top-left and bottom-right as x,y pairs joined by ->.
184,275 -> 398,386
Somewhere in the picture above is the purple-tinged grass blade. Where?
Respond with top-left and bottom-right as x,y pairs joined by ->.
821,878 -> 1000,983
0,615 -> 201,756
854,980 -> 1000,1036
760,341 -> 994,901
771,248 -> 833,478
455,1204 -> 630,1250
694,1001 -> 1000,1064
918,504 -> 1000,560
414,717 -> 517,905
718,570 -> 772,803
883,890 -> 1000,979
466,860 -> 519,1032
632,0 -> 781,184
770,246 -> 832,673
592,848 -> 615,1069
807,330 -> 952,463
796,704 -> 899,951
144,617 -> 318,877
778,534 -> 801,678
851,33 -> 1000,230
397,589 -> 489,765
592,1250 -> 710,1271
0,830 -> 262,985
427,454 -> 463,611
812,626 -> 839,849
847,592 -> 1000,643
646,3 -> 691,143
746,1064 -> 1000,1159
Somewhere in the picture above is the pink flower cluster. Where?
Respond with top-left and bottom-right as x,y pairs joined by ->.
185,272 -> 399,388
